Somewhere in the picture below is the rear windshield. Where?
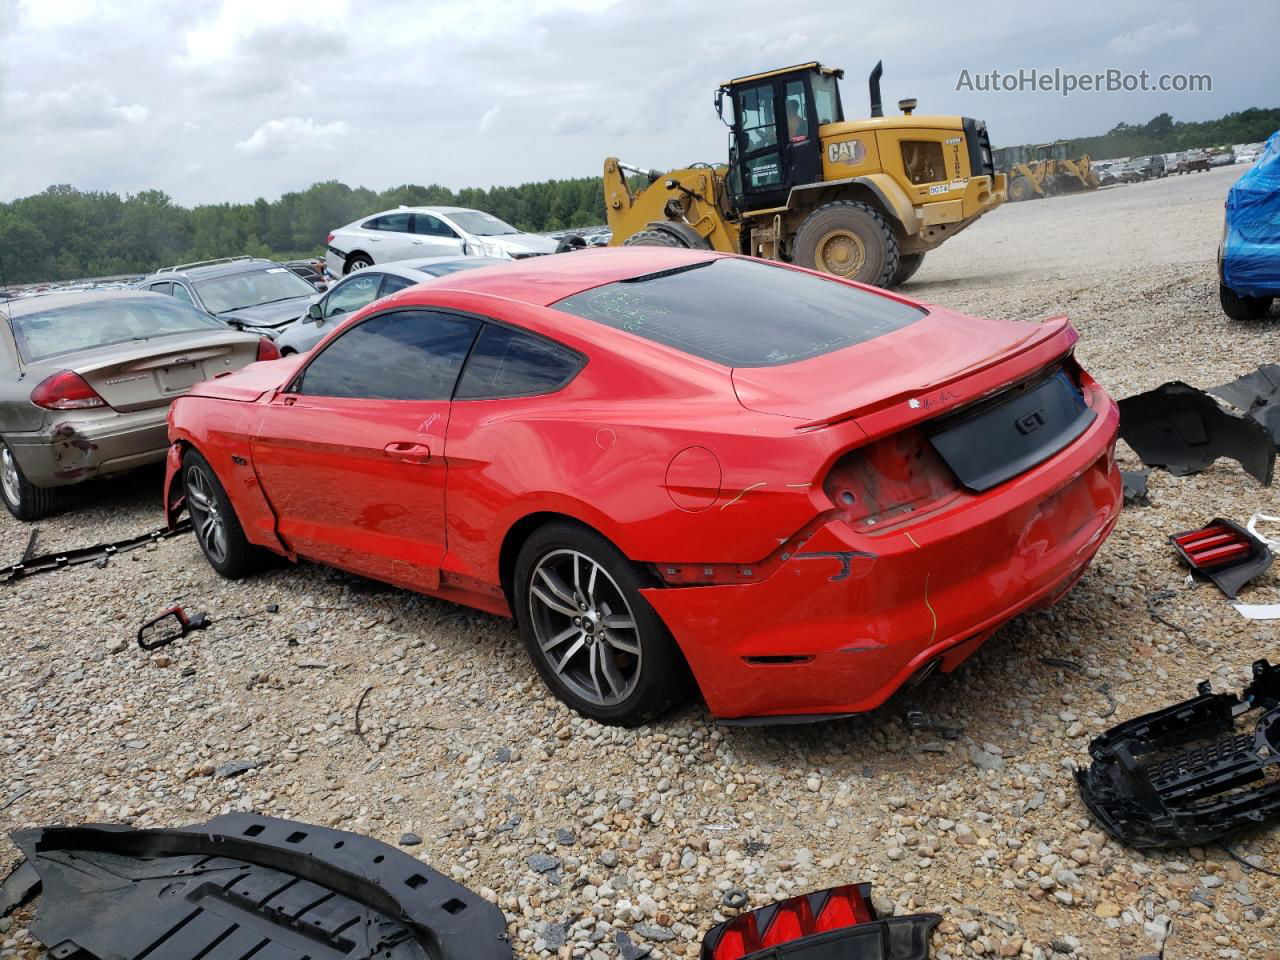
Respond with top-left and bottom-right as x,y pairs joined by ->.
553,258 -> 924,367
10,297 -> 227,362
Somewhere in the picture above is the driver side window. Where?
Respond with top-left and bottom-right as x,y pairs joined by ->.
736,83 -> 777,151
324,273 -> 382,318
412,213 -> 458,238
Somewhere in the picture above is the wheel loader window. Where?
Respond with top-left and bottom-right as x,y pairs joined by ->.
735,83 -> 776,151
811,73 -> 841,125
784,81 -> 808,142
901,141 -> 946,186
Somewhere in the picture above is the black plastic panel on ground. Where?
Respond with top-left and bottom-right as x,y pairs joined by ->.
8,813 -> 513,960
929,370 -> 1095,492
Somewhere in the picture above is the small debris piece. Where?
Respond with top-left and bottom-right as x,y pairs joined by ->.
1121,468 -> 1151,506
615,931 -> 651,960
399,832 -> 422,846
214,759 -> 261,779
526,853 -> 561,874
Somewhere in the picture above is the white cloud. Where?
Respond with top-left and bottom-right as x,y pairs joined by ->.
3,84 -> 149,131
477,104 -> 500,134
1108,19 -> 1200,55
234,116 -> 350,155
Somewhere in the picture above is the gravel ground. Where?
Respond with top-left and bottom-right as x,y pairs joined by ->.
2,165 -> 1279,960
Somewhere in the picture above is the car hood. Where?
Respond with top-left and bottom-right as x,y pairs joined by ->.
217,296 -> 315,330
731,305 -> 1078,431
486,233 -> 559,255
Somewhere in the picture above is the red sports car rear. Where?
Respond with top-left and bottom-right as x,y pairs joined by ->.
165,248 -> 1121,724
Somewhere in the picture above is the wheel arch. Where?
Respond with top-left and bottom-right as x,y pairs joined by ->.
785,175 -> 916,237
498,511 -> 629,608
343,251 -> 373,273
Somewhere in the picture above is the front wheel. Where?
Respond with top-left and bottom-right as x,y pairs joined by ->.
623,229 -> 686,248
182,448 -> 270,579
1008,175 -> 1035,202
513,522 -> 687,725
1220,283 -> 1274,321
792,200 -> 899,288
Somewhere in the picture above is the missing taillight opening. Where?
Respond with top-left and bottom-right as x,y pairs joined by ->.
30,370 -> 108,410
823,427 -> 960,530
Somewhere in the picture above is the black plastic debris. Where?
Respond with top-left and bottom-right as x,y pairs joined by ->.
1076,659 -> 1280,849
6,813 -> 513,960
138,605 -> 211,650
700,883 -> 940,960
1,518 -> 193,584
1211,363 -> 1280,445
1169,518 -> 1273,598
0,859 -> 40,917
1120,468 -> 1151,506
1117,381 -> 1275,485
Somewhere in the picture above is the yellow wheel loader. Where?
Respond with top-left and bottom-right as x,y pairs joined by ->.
603,62 -> 1006,288
994,141 -> 1100,202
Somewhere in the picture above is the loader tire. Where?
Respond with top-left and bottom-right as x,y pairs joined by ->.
891,253 -> 926,286
623,229 -> 686,248
793,201 -> 899,288
1008,175 -> 1035,202
1219,283 -> 1274,322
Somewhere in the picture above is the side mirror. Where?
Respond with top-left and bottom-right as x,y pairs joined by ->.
305,302 -> 323,323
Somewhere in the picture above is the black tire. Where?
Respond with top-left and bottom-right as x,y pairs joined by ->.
344,252 -> 373,274
181,448 -> 270,579
793,200 -> 899,288
623,229 -> 686,248
0,441 -> 62,521
892,252 -> 926,286
1008,175 -> 1035,202
513,521 -> 688,726
1220,283 -> 1274,322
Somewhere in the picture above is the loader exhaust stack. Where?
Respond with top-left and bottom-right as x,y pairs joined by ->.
869,60 -> 883,118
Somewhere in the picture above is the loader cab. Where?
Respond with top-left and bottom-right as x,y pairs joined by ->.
718,63 -> 844,213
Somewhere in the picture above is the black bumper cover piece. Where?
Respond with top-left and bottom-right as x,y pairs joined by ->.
1117,381 -> 1275,485
1075,659 -> 1280,848
1211,362 -> 1280,446
1,813 -> 513,960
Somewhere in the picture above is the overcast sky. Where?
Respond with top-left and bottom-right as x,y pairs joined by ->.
1,0 -> 1277,206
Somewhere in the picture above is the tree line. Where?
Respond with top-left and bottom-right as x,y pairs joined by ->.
3,106 -> 1277,284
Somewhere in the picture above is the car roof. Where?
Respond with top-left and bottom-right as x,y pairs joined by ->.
2,288 -> 169,316
140,258 -> 285,282
420,247 -> 724,308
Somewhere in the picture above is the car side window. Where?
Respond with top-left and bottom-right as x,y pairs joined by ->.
455,323 -> 583,399
379,275 -> 416,296
170,283 -> 194,305
298,309 -> 481,401
149,282 -> 172,295
364,213 -> 411,232
412,214 -> 457,238
324,273 -> 383,318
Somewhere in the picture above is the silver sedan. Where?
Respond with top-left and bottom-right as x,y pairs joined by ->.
276,257 -> 507,355
0,290 -> 268,520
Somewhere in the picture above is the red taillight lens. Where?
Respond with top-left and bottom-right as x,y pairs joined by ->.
325,233 -> 334,244
704,885 -> 876,960
30,370 -> 108,410
257,337 -> 281,362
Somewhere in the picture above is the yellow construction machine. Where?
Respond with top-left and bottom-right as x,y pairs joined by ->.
994,141 -> 1100,201
603,62 -> 1005,288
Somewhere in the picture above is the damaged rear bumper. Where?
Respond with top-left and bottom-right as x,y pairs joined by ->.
6,407 -> 170,488
643,404 -> 1121,720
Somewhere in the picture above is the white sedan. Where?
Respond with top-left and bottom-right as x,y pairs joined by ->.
324,206 -> 558,276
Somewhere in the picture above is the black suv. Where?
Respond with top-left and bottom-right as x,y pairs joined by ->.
136,257 -> 319,338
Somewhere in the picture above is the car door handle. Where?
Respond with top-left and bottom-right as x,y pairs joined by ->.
384,441 -> 432,463
411,239 -> 425,244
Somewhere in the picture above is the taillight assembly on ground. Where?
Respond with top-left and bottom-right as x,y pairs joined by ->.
1076,659 -> 1280,849
29,370 -> 108,410
1169,518 -> 1273,597
257,337 -> 281,362
701,884 -> 940,960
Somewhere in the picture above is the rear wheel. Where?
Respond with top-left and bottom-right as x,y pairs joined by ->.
623,229 -> 686,248
0,441 -> 62,522
1008,175 -> 1035,202
892,252 -> 926,286
344,253 -> 373,274
513,522 -> 687,726
182,448 -> 270,579
793,200 -> 899,288
1220,283 -> 1274,321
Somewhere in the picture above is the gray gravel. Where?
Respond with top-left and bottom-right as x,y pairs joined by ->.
3,166 -> 1279,960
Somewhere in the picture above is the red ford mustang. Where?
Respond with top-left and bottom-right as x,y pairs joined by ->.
164,248 -> 1121,725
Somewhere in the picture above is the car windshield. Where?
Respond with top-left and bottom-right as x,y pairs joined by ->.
195,267 -> 317,314
553,257 -> 925,367
420,258 -> 506,276
9,297 -> 227,362
447,211 -> 521,236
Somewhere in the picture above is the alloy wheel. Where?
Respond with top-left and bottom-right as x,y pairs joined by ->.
0,447 -> 20,506
185,464 -> 228,565
528,549 -> 643,706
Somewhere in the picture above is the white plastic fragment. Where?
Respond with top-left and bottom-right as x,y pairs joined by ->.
1246,512 -> 1280,551
1232,602 -> 1280,620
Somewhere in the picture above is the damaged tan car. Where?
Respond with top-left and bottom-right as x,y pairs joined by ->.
0,290 -> 276,520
